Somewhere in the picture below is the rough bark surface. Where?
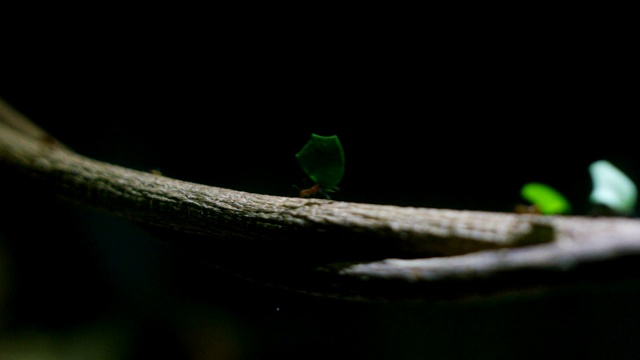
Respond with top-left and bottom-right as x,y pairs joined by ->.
2,97 -> 640,300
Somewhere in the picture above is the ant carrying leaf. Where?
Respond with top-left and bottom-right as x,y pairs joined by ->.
295,133 -> 345,199
519,182 -> 571,215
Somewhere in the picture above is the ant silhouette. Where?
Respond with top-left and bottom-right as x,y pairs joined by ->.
293,183 -> 339,199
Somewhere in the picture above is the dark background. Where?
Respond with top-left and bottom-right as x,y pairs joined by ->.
2,16 -> 640,359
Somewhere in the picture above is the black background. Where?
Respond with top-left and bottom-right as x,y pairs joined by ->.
2,15 -> 640,359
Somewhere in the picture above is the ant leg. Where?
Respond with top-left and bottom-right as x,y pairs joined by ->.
318,189 -> 331,199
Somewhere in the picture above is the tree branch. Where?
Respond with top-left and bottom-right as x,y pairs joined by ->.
2,97 -> 640,301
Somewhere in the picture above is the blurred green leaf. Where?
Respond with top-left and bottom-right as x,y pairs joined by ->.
521,182 -> 571,215
589,160 -> 637,215
295,134 -> 345,190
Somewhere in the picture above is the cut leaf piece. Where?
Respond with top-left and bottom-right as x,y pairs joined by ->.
521,182 -> 571,215
589,160 -> 637,215
295,134 -> 345,190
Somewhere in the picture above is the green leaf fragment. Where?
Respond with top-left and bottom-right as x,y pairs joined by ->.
589,160 -> 637,215
521,182 -> 571,214
295,133 -> 345,190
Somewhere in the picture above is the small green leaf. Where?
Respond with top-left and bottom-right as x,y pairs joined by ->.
295,134 -> 345,190
589,160 -> 637,215
521,182 -> 571,214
